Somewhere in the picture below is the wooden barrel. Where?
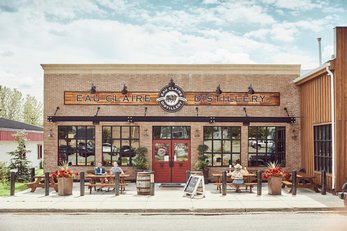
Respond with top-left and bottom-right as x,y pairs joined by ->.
136,172 -> 151,195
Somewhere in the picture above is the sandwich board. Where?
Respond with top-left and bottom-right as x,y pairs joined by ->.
183,175 -> 205,199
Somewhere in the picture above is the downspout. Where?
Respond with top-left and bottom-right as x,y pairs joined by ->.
326,63 -> 335,190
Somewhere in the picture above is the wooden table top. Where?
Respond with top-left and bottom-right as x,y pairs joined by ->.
86,174 -> 129,178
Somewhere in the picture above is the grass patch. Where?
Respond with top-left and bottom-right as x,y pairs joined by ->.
0,182 -> 27,197
35,168 -> 44,176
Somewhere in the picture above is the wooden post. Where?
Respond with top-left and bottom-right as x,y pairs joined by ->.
44,172 -> 50,196
222,171 -> 227,196
321,169 -> 326,195
257,170 -> 262,196
292,170 -> 297,195
150,171 -> 155,196
10,172 -> 15,196
80,172 -> 85,196
30,168 -> 35,182
186,170 -> 191,182
115,172 -> 120,196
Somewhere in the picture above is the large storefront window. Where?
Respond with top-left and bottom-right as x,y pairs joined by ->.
248,126 -> 285,167
153,126 -> 191,140
203,126 -> 241,167
58,126 -> 95,166
102,126 -> 140,166
314,125 -> 332,173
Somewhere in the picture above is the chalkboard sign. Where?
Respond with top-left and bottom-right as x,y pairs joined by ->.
183,175 -> 205,198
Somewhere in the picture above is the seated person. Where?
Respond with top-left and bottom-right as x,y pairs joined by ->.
228,163 -> 248,193
95,162 -> 107,191
95,162 -> 106,175
110,161 -> 124,175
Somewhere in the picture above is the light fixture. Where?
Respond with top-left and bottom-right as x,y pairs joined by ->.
127,116 -> 133,123
90,84 -> 96,94
243,107 -> 248,117
195,107 -> 199,117
284,107 -> 290,117
48,128 -> 53,137
144,128 -> 149,136
53,107 -> 60,116
121,84 -> 128,95
216,84 -> 222,95
194,129 -> 200,137
168,78 -> 175,87
95,107 -> 100,117
247,84 -> 255,94
144,107 -> 148,116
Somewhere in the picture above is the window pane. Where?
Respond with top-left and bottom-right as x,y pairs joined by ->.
112,140 -> 121,152
213,127 -> 222,139
222,154 -> 231,166
131,139 -> 140,150
154,143 -> 169,161
232,127 -> 241,139
232,154 -> 241,165
213,140 -> 222,152
172,126 -> 190,139
174,143 -> 188,162
102,141 -> 112,152
267,127 -> 276,140
122,127 -> 130,139
222,127 -> 231,139
103,153 -> 111,166
258,127 -> 267,139
68,153 -> 77,166
213,154 -> 222,166
76,127 -> 86,140
203,127 -> 213,139
112,127 -> 121,139
131,126 -> 140,139
232,140 -> 241,153
223,140 -> 231,153
103,127 -> 111,141
205,154 -> 212,166
248,127 -> 257,139
204,140 -> 212,152
153,127 -> 161,140
160,127 -> 171,139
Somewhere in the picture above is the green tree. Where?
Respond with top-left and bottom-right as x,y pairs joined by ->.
133,147 -> 149,170
8,131 -> 32,182
0,86 -> 23,121
23,95 -> 43,126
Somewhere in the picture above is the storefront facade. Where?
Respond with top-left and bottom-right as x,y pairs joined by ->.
43,64 -> 301,182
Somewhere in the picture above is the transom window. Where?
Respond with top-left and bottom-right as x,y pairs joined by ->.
102,126 -> 140,166
203,126 -> 241,167
153,126 -> 191,140
314,125 -> 332,173
58,126 -> 95,166
248,126 -> 286,167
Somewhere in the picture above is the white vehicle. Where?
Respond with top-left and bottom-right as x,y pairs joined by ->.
250,140 -> 274,148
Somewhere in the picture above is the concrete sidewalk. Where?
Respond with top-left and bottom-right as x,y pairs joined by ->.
0,183 -> 345,214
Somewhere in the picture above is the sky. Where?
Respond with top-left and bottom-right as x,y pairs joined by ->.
0,0 -> 346,102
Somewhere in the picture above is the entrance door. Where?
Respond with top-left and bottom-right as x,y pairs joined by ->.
152,126 -> 191,183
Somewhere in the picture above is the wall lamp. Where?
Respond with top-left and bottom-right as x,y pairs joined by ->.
144,128 -> 149,136
48,128 -> 53,137
168,78 -> 175,87
95,107 -> 100,117
90,84 -> 96,94
144,107 -> 148,116
216,84 -> 222,95
247,84 -> 255,94
195,107 -> 199,117
53,107 -> 60,116
121,84 -> 128,95
243,107 -> 248,117
284,107 -> 290,117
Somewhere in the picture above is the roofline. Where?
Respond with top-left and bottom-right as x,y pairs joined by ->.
293,62 -> 331,85
41,64 -> 301,75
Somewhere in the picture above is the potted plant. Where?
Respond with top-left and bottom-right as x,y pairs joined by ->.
52,162 -> 78,196
133,147 -> 149,171
262,161 -> 288,195
195,144 -> 209,184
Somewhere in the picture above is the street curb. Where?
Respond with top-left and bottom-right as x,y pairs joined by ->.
0,207 -> 346,214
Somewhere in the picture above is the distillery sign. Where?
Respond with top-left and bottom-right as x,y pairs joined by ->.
64,82 -> 280,112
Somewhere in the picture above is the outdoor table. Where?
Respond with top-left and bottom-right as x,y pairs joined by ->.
26,175 -> 58,192
85,174 -> 129,194
296,174 -> 319,192
213,173 -> 256,193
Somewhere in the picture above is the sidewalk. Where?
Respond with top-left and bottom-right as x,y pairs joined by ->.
0,183 -> 345,214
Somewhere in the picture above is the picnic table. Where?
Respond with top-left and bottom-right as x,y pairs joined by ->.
282,173 -> 319,192
26,175 -> 58,192
212,173 -> 257,193
85,174 -> 129,194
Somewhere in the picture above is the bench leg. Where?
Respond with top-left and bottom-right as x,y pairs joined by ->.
249,186 -> 253,193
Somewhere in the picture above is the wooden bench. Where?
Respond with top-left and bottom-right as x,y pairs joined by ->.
26,175 -> 58,192
282,180 -> 293,188
84,183 -> 127,194
228,182 -> 257,193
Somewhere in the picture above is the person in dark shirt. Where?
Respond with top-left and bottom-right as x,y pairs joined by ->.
95,162 -> 106,175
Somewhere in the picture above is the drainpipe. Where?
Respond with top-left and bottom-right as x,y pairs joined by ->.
326,63 -> 335,191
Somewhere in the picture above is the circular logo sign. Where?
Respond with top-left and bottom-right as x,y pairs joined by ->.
156,84 -> 187,112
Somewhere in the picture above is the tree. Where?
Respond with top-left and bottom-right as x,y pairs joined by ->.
23,95 -> 43,126
8,131 -> 32,182
133,147 -> 149,170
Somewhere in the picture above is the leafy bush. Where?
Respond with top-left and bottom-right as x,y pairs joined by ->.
195,144 -> 209,170
0,161 -> 9,184
133,147 -> 149,170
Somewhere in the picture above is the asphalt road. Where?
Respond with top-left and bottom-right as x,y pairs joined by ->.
0,213 -> 346,231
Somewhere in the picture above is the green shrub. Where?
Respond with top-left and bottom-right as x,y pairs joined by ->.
0,162 -> 9,184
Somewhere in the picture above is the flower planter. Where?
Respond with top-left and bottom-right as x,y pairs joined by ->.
268,176 -> 282,195
57,177 -> 73,196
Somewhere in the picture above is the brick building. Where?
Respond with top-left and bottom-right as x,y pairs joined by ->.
42,64 -> 301,182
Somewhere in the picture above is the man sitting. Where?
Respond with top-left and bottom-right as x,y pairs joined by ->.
95,162 -> 107,191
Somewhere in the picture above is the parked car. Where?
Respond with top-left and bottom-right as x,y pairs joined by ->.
250,140 -> 274,148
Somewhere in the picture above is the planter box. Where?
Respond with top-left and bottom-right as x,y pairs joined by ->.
268,176 -> 282,195
57,177 -> 73,196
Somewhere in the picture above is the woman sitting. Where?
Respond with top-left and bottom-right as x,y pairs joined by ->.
228,164 -> 248,193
